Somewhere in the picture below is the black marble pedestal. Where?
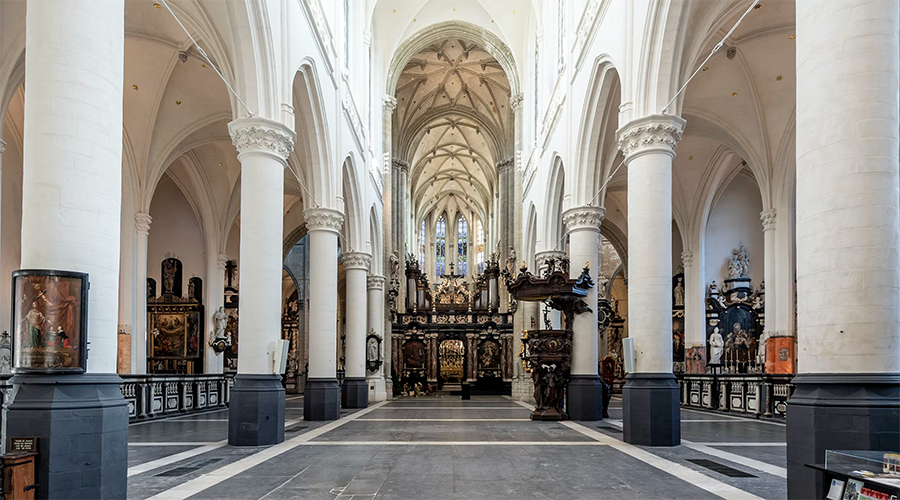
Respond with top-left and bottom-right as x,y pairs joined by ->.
787,373 -> 900,499
622,373 -> 680,446
341,377 -> 368,408
567,375 -> 604,421
304,377 -> 340,421
5,373 -> 128,499
228,374 -> 285,446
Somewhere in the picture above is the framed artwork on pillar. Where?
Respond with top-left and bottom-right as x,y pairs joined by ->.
10,270 -> 89,374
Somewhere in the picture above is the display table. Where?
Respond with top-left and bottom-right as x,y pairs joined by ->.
806,450 -> 900,500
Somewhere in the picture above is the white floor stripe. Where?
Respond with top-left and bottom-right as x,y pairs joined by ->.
560,421 -> 766,500
145,403 -> 389,500
127,418 -> 301,478
374,406 -> 523,409
129,442 -> 219,447
300,441 -> 605,446
693,442 -> 786,447
355,418 -> 531,422
682,440 -> 787,478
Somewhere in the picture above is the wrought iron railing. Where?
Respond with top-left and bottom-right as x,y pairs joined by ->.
677,373 -> 794,419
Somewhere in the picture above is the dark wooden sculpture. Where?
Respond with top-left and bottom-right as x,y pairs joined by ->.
503,257 -> 593,420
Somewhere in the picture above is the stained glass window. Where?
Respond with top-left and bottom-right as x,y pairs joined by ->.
476,219 -> 485,274
457,216 -> 468,275
435,215 -> 446,276
419,220 -> 426,268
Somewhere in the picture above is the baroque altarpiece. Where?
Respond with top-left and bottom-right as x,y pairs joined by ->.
147,258 -> 204,374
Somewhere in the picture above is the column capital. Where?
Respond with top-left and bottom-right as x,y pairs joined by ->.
303,207 -> 344,233
562,206 -> 606,232
616,114 -> 686,161
509,93 -> 525,111
217,253 -> 228,270
760,208 -> 777,231
391,158 -> 409,173
340,251 -> 372,270
367,275 -> 385,290
135,212 -> 152,234
383,95 -> 397,112
496,157 -> 515,173
0,139 -> 6,154
681,250 -> 694,268
534,250 -> 567,268
228,116 -> 296,160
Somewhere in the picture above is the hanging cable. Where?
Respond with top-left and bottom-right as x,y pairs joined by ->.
288,170 -> 322,208
159,0 -> 255,117
558,0 -> 760,251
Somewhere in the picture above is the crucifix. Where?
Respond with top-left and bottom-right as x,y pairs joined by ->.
225,260 -> 238,288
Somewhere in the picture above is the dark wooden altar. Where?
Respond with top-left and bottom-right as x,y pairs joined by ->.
504,257 -> 593,421
147,258 -> 204,374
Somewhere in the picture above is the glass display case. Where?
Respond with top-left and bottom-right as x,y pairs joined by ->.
817,450 -> 900,500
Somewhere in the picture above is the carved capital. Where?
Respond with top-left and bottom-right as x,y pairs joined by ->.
341,252 -> 371,270
562,206 -> 605,232
760,209 -> 777,231
135,212 -> 152,234
367,275 -> 385,290
217,253 -> 228,270
383,95 -> 398,112
681,250 -> 694,268
391,158 -> 409,173
303,207 -> 344,233
509,92 -> 525,111
0,139 -> 6,154
616,114 -> 686,161
535,250 -> 567,269
228,117 -> 296,160
496,157 -> 514,172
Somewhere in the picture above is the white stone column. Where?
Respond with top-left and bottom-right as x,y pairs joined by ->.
227,117 -> 294,446
790,2 -> 900,496
367,275 -> 387,402
9,0 -> 128,496
681,249 -> 705,370
303,207 -> 344,420
134,212 -> 152,374
562,206 -> 606,421
759,209 -> 776,363
203,253 -> 227,374
340,252 -> 370,408
617,114 -> 685,445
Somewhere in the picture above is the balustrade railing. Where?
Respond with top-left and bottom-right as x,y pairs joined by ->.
677,373 -> 794,419
120,374 -> 233,421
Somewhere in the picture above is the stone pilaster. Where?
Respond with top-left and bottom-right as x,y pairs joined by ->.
563,206 -> 606,421
617,114 -> 685,446
366,275 -> 387,402
303,207 -> 344,421
789,2 -> 900,496
134,212 -> 152,375
227,117 -> 295,446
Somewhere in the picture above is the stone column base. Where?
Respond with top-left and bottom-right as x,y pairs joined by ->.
567,375 -> 604,421
342,377 -> 368,408
228,374 -> 285,446
787,373 -> 900,499
511,376 -> 535,403
367,374 -> 387,402
304,377 -> 340,420
623,373 -> 680,446
6,373 -> 128,499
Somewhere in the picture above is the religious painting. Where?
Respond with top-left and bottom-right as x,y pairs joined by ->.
147,308 -> 203,374
11,270 -> 88,373
439,339 -> 464,383
722,306 -> 757,363
479,340 -> 501,370
685,346 -> 706,374
672,314 -> 685,363
404,339 -> 426,369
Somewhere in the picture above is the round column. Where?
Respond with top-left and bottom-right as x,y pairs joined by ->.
367,275 -> 387,402
340,252 -> 370,408
790,1 -> 900,496
617,114 -> 685,446
759,209 -> 777,366
562,206 -> 606,421
303,207 -> 344,420
227,117 -> 295,446
134,213 -> 152,375
8,1 -> 128,497
681,250 -> 705,371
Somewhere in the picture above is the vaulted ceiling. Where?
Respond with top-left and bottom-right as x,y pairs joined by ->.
393,38 -> 512,227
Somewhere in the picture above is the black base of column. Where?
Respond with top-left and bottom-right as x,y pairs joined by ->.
5,373 -> 128,500
787,373 -> 900,500
567,375 -> 604,421
341,377 -> 368,408
622,373 -> 680,446
228,374 -> 285,446
304,377 -> 340,421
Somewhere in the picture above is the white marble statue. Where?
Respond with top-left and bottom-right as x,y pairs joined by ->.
213,306 -> 228,339
673,277 -> 684,307
367,335 -> 379,362
709,327 -> 725,364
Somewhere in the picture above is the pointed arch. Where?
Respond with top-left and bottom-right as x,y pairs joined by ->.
291,59 -> 333,209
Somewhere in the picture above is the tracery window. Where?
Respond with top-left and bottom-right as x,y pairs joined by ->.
435,215 -> 446,276
457,216 -> 468,275
419,220 -> 426,268
476,219 -> 485,274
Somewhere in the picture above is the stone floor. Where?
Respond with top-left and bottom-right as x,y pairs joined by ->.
127,394 -> 787,499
